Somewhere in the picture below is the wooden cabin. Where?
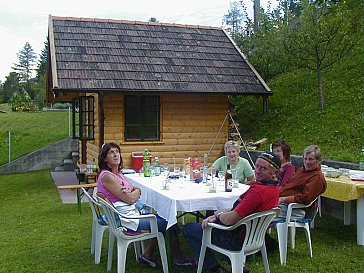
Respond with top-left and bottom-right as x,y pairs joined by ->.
46,15 -> 273,168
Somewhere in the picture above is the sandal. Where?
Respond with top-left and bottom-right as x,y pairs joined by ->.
138,254 -> 160,268
174,256 -> 198,266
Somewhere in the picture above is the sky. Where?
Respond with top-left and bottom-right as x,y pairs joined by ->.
0,0 -> 276,83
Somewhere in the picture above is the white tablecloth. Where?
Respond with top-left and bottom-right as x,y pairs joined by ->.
125,173 -> 250,229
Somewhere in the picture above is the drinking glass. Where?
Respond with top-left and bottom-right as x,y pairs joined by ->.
163,163 -> 170,174
179,168 -> 186,179
179,169 -> 186,189
218,170 -> 224,181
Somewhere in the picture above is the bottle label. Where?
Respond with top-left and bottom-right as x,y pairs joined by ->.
225,179 -> 233,192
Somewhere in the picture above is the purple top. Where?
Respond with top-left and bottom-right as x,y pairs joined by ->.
97,170 -> 133,203
279,163 -> 296,186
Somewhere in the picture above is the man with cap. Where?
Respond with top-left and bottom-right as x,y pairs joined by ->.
182,152 -> 281,273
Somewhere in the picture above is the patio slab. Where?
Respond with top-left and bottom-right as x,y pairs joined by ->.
51,171 -> 92,204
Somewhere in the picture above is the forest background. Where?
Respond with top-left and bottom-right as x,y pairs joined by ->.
0,0 -> 362,164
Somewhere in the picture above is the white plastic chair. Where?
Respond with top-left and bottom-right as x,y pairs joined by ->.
276,197 -> 319,265
197,208 -> 279,273
81,187 -> 110,264
96,197 -> 169,273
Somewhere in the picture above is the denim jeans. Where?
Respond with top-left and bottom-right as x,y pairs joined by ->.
182,222 -> 243,272
275,203 -> 305,222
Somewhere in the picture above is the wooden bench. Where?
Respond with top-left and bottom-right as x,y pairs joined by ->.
57,183 -> 97,190
58,183 -> 97,213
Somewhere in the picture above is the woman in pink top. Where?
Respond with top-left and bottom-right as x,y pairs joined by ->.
97,142 -> 197,268
272,140 -> 296,186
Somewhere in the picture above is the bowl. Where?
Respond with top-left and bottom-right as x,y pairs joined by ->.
326,169 -> 343,178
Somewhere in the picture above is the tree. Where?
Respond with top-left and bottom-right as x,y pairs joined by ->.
9,86 -> 33,112
222,1 -> 248,42
12,42 -> 37,98
0,72 -> 21,103
241,8 -> 288,81
36,39 -> 48,80
281,0 -> 362,109
0,81 -> 3,103
33,75 -> 46,109
148,17 -> 158,22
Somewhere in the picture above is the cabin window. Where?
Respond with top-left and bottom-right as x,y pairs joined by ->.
124,95 -> 160,141
72,96 -> 95,140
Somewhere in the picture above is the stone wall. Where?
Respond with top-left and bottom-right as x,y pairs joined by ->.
0,138 -> 78,174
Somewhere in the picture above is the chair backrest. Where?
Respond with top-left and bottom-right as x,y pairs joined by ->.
81,188 -> 107,225
240,208 -> 279,254
297,197 -> 319,223
96,196 -> 140,238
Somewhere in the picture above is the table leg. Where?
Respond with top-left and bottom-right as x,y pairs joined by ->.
357,196 -> 364,246
77,188 -> 82,214
165,229 -> 172,270
343,201 -> 351,225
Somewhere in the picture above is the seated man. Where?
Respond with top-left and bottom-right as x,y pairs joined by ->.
276,144 -> 327,221
182,152 -> 281,273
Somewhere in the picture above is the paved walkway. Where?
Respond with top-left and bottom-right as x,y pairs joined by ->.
51,171 -> 88,204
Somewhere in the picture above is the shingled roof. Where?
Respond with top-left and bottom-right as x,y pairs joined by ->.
47,15 -> 271,95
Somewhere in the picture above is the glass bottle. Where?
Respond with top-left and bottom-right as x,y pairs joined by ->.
92,158 -> 97,173
143,149 -> 151,177
154,156 -> 161,176
360,148 -> 364,171
202,153 -> 208,183
225,163 -> 232,192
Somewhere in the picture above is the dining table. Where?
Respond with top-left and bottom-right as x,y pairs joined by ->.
321,175 -> 364,246
124,173 -> 250,229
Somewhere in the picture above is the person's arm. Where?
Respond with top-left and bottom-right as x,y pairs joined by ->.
280,164 -> 295,186
102,173 -> 141,204
212,156 -> 226,172
280,174 -> 325,205
238,158 -> 255,184
245,175 -> 255,185
214,209 -> 241,226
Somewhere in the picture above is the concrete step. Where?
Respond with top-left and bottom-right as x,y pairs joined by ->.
55,166 -> 64,172
63,159 -> 75,171
63,159 -> 74,165
71,152 -> 79,164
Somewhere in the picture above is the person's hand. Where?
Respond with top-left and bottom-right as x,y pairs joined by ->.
279,197 -> 286,204
121,186 -> 131,193
202,215 -> 217,229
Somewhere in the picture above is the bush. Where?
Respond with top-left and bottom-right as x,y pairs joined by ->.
10,87 -> 37,112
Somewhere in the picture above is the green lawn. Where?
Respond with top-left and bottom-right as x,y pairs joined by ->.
0,170 -> 362,273
0,110 -> 69,166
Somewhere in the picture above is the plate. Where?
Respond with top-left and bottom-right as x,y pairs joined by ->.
350,174 -> 364,181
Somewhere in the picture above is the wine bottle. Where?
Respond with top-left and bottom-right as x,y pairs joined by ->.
225,163 -> 232,192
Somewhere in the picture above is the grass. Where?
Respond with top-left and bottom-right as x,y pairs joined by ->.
0,170 -> 363,273
232,52 -> 363,163
0,108 -> 69,165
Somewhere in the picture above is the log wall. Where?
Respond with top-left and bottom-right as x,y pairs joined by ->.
82,93 -> 229,169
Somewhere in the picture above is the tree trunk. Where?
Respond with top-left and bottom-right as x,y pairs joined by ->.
317,67 -> 325,109
254,0 -> 260,30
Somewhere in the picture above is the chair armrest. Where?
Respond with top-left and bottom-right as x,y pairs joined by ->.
288,202 -> 310,209
110,204 -> 156,220
286,197 -> 318,221
109,204 -> 159,233
208,208 -> 279,231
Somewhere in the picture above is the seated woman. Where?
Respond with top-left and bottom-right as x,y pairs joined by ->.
271,140 -> 295,186
212,140 -> 255,185
97,142 -> 196,268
